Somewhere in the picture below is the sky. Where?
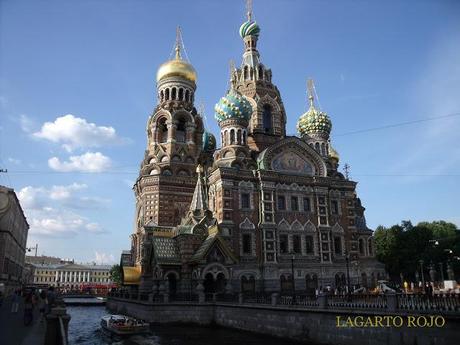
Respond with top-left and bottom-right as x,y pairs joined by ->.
0,0 -> 459,264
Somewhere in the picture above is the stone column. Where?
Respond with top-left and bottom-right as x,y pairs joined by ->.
167,121 -> 176,143
186,124 -> 195,144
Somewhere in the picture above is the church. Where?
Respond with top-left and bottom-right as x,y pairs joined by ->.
120,6 -> 385,296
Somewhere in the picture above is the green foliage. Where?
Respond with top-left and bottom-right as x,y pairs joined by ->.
110,264 -> 122,285
374,220 -> 460,281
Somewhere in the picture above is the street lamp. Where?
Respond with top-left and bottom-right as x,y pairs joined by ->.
345,252 -> 351,300
419,259 -> 425,288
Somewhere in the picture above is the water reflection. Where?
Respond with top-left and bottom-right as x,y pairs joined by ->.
67,306 -> 308,345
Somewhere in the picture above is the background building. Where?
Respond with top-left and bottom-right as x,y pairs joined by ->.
29,262 -> 113,291
0,185 -> 29,294
121,7 -> 385,295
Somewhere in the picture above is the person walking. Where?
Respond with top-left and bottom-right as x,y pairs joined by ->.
23,291 -> 34,326
38,290 -> 47,322
11,289 -> 20,313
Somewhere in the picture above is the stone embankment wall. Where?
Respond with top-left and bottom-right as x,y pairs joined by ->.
107,298 -> 459,345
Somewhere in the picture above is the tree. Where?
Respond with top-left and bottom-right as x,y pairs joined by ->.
110,264 -> 122,286
374,220 -> 460,282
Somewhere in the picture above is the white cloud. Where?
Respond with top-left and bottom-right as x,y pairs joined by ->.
94,251 -> 115,265
8,157 -> 21,165
18,183 -> 108,210
19,114 -> 35,133
33,114 -> 124,152
26,208 -> 104,238
48,152 -> 112,172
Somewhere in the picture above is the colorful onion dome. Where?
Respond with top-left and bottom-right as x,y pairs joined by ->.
202,131 -> 216,152
214,89 -> 253,123
328,145 -> 340,162
239,20 -> 260,38
297,102 -> 332,138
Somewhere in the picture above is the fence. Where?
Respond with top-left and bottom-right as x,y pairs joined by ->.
108,290 -> 460,313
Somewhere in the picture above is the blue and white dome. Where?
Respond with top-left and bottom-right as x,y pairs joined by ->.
214,89 -> 252,123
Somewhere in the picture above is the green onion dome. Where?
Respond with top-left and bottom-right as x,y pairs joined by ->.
297,103 -> 332,138
239,20 -> 260,38
214,89 -> 253,123
202,131 -> 216,152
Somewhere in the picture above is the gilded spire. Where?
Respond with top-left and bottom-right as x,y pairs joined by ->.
175,26 -> 182,60
307,79 -> 315,107
246,0 -> 253,21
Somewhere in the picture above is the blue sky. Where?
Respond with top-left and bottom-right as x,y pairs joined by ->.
1,0 -> 459,263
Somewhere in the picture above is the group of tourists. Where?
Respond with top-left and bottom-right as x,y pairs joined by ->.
4,286 -> 56,326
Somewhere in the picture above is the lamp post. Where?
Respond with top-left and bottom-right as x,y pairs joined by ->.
419,259 -> 425,288
345,252 -> 351,300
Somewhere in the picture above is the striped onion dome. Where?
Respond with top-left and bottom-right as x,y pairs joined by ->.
202,131 -> 216,152
297,103 -> 332,138
239,20 -> 260,38
214,89 -> 252,123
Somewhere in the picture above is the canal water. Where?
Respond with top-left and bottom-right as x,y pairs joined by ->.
67,306 -> 308,345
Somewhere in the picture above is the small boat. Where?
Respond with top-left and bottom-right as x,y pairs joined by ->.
100,315 -> 149,336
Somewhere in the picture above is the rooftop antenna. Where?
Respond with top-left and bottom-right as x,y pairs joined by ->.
246,0 -> 253,21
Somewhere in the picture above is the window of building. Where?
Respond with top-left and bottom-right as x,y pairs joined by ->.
241,193 -> 250,209
303,197 -> 311,212
368,240 -> 373,255
359,239 -> 365,255
320,216 -> 327,225
262,105 -> 273,134
242,234 -> 252,254
279,235 -> 288,254
293,235 -> 301,254
291,196 -> 299,211
331,200 -> 339,215
306,236 -> 314,254
277,195 -> 286,210
176,119 -> 186,142
334,236 -> 342,254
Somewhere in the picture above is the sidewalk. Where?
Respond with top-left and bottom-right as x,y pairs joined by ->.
0,296 -> 46,345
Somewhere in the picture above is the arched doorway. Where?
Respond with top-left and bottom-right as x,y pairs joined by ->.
241,276 -> 255,294
166,273 -> 177,296
204,273 -> 215,293
306,274 -> 318,295
215,272 -> 226,293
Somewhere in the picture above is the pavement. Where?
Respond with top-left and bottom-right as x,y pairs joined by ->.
0,296 -> 46,345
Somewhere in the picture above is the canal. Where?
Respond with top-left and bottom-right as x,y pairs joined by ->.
67,305 -> 308,345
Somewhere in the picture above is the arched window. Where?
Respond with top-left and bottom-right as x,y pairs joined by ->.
158,118 -> 168,143
321,143 -> 326,156
176,118 -> 186,142
230,129 -> 235,144
359,239 -> 365,255
165,88 -> 170,101
237,129 -> 242,144
368,240 -> 373,255
160,90 -> 164,102
244,66 -> 248,80
258,66 -> 263,80
262,105 -> 273,133
185,89 -> 190,102
178,88 -> 184,101
315,142 -> 320,152
172,87 -> 177,100
242,130 -> 246,145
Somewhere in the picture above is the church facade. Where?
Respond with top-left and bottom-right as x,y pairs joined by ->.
121,10 -> 385,296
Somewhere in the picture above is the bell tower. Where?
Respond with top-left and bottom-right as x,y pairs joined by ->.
230,1 -> 287,153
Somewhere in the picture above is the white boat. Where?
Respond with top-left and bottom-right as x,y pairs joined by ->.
100,314 -> 149,336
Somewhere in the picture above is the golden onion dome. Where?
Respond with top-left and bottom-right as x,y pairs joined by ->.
156,45 -> 197,83
329,145 -> 340,162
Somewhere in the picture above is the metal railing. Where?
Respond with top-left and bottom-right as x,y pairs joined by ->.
107,291 -> 460,313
